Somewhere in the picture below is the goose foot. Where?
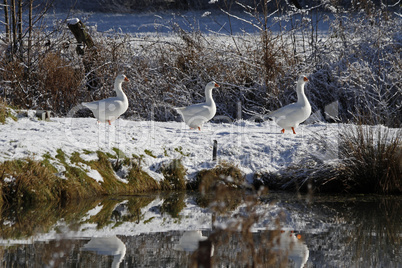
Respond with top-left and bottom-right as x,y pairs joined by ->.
198,127 -> 201,131
108,120 -> 111,125
281,129 -> 285,133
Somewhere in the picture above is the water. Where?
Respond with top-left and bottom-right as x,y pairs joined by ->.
1,192 -> 401,267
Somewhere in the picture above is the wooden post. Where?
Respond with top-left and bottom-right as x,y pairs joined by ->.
67,18 -> 95,55
212,140 -> 217,161
197,240 -> 212,268
67,18 -> 98,90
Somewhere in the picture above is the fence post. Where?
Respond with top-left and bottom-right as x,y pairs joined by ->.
212,140 -> 217,161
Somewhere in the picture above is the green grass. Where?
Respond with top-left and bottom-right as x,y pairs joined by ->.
144,149 -> 156,158
0,148 -> 165,207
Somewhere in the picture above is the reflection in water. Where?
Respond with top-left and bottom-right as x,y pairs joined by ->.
81,236 -> 126,268
271,231 -> 309,268
0,193 -> 400,267
174,230 -> 208,252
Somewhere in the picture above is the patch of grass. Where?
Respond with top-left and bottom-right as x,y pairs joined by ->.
174,146 -> 190,157
0,148 -> 167,207
86,151 -> 125,194
254,126 -> 402,194
112,147 -> 126,158
127,161 -> 160,193
191,162 -> 245,213
110,148 -> 131,172
143,216 -> 155,224
337,125 -> 402,194
159,159 -> 186,190
191,161 -> 245,191
54,149 -> 105,197
144,149 -> 156,158
0,98 -> 17,124
0,159 -> 68,205
70,151 -> 86,164
55,148 -> 67,164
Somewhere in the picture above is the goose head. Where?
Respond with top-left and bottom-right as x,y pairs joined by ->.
115,74 -> 129,86
206,81 -> 220,91
298,75 -> 309,85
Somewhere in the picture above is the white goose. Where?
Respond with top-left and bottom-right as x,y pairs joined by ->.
175,81 -> 220,130
82,74 -> 129,125
268,75 -> 311,134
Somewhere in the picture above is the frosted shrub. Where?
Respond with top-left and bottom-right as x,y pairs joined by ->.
0,4 -> 400,127
308,12 -> 402,127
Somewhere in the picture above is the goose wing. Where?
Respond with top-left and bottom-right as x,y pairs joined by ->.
175,103 -> 209,118
268,103 -> 300,119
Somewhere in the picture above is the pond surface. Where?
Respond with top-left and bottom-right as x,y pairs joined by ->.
0,191 -> 401,267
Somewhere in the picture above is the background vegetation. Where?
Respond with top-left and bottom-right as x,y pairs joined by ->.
0,0 -> 400,127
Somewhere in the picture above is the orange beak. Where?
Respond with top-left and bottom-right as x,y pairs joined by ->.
303,77 -> 308,82
124,77 -> 129,82
215,83 -> 220,88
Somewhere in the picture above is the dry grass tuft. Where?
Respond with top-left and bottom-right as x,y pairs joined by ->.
192,161 -> 245,192
338,125 -> 402,194
255,125 -> 402,194
0,159 -> 68,205
159,159 -> 187,190
127,160 -> 161,193
0,98 -> 17,124
191,162 -> 245,213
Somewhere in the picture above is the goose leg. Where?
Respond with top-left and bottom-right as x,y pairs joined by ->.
108,120 -> 111,125
291,127 -> 296,134
281,129 -> 285,133
198,127 -> 201,131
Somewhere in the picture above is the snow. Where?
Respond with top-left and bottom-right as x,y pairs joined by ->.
0,112 -> 344,183
86,168 -> 104,182
66,18 -> 80,25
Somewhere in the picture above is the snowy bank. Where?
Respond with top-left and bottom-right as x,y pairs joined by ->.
0,113 -> 340,180
1,112 -> 401,195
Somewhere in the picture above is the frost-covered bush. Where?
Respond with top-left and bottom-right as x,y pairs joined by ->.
0,4 -> 400,127
308,12 -> 402,127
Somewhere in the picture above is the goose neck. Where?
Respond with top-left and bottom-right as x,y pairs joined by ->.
296,83 -> 308,104
114,81 -> 126,99
205,87 -> 214,105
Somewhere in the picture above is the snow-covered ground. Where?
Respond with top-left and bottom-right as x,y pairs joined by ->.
0,111 -> 342,183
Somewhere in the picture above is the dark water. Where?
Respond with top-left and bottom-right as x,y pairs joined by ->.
1,192 -> 401,267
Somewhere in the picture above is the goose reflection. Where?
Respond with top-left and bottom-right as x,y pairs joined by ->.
272,230 -> 309,268
174,230 -> 213,256
81,235 -> 126,268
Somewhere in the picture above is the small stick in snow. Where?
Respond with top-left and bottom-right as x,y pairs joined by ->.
212,140 -> 217,161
